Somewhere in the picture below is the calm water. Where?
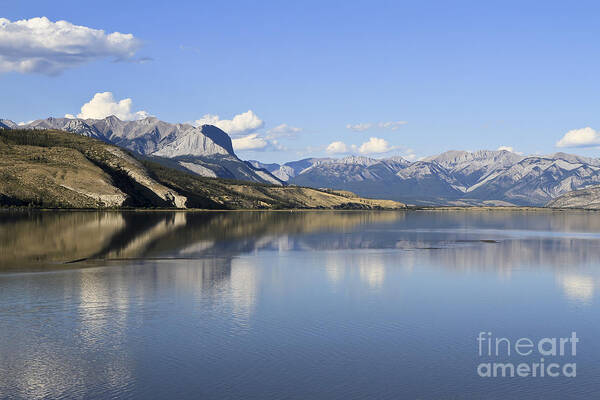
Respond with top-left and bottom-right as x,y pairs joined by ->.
1,210 -> 599,399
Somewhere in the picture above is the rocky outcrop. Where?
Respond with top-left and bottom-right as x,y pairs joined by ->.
546,186 -> 600,209
101,147 -> 187,208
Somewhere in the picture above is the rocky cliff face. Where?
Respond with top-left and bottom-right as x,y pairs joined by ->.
20,116 -> 234,156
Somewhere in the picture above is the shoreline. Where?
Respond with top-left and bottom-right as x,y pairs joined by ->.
1,206 -> 598,212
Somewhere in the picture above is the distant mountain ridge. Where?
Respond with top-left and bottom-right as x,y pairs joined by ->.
261,151 -> 600,206
3,116 -> 282,185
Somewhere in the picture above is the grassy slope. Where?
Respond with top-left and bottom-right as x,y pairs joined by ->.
0,129 -> 405,209
0,129 -> 178,207
0,130 -> 125,207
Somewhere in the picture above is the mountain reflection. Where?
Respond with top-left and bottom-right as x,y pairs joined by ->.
4,209 -> 600,305
0,210 -> 403,267
3,210 -> 600,274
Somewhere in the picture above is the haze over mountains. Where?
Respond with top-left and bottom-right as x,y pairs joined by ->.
4,115 -> 600,207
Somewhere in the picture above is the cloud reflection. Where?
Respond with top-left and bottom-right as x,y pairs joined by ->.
557,274 -> 596,304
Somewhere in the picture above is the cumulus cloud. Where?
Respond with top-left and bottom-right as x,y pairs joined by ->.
232,133 -> 268,151
346,121 -> 407,132
326,137 -> 397,155
191,111 -> 297,151
0,17 -> 141,75
358,137 -> 394,154
556,127 -> 600,148
194,110 -> 264,136
65,92 -> 149,120
326,141 -> 350,154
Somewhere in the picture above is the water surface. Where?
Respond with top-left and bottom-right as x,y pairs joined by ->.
1,210 -> 599,399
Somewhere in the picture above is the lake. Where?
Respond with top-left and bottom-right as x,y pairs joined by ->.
0,210 -> 599,399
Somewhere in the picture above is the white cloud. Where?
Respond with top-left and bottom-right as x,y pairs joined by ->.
232,133 -> 268,151
326,137 -> 397,155
269,139 -> 287,151
556,127 -> 600,148
66,92 -> 149,120
358,137 -> 394,154
266,123 -> 302,139
402,148 -> 418,161
347,121 -> 407,132
497,146 -> 514,152
378,121 -> 408,130
0,17 -> 141,75
194,110 -> 264,136
496,146 -> 524,155
326,141 -> 350,154
346,123 -> 373,132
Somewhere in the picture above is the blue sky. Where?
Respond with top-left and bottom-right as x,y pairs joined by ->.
2,0 -> 600,163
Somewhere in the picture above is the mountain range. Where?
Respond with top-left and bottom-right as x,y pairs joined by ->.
252,150 -> 600,206
4,115 -> 600,207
